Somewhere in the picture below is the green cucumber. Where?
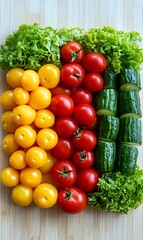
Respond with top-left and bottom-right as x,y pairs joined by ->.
98,115 -> 120,141
119,69 -> 141,91
95,140 -> 116,173
119,117 -> 142,145
119,90 -> 142,118
116,143 -> 138,175
95,89 -> 118,116
103,67 -> 117,89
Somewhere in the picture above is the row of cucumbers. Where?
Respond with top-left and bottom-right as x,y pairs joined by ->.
94,68 -> 142,175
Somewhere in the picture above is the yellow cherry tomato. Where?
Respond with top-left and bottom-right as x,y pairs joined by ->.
0,167 -> 19,187
12,184 -> 33,206
21,70 -> 40,91
13,87 -> 30,105
33,183 -> 58,208
36,128 -> 58,150
1,90 -> 17,110
34,109 -> 55,128
9,150 -> 27,170
1,111 -> 19,133
25,146 -> 47,168
20,167 -> 42,188
39,151 -> 57,174
28,86 -> 51,110
13,105 -> 36,125
2,134 -> 19,155
38,64 -> 60,89
15,125 -> 37,148
6,68 -> 24,88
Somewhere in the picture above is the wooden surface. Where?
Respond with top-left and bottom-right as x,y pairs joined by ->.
0,0 -> 143,240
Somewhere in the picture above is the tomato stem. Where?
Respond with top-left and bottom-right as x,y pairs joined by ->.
80,150 -> 87,160
56,166 -> 73,178
73,72 -> 81,78
70,48 -> 83,62
74,128 -> 82,138
65,188 -> 73,199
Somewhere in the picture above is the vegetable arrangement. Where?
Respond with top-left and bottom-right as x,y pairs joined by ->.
0,24 -> 143,214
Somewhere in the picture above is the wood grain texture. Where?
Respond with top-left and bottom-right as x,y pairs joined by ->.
0,0 -> 143,240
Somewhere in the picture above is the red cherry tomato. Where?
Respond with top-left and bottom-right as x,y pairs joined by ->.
50,84 -> 72,97
71,88 -> 92,105
82,52 -> 107,73
60,42 -> 84,63
77,168 -> 99,192
83,73 -> 104,92
50,138 -> 74,160
49,94 -> 74,117
58,187 -> 87,214
72,150 -> 94,170
54,117 -> 78,138
51,160 -> 77,188
60,63 -> 85,88
73,103 -> 96,126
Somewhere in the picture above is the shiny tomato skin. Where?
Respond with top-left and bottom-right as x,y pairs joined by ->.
49,94 -> 74,117
77,168 -> 99,192
82,52 -> 107,73
58,187 -> 87,214
73,103 -> 96,126
72,150 -> 94,170
83,73 -> 104,92
60,63 -> 85,88
50,138 -> 74,160
72,129 -> 97,151
50,84 -> 72,97
51,160 -> 77,188
60,42 -> 84,63
71,88 -> 92,105
54,117 -> 78,138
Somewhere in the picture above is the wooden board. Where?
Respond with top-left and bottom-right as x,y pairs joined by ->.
0,0 -> 143,240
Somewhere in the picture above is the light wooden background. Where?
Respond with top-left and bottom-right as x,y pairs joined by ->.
0,0 -> 143,240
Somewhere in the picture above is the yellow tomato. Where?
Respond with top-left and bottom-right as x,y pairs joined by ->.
6,68 -> 24,88
28,86 -> 51,110
39,151 -> 57,174
1,111 -> 19,133
25,146 -> 47,168
34,109 -> 55,128
14,125 -> 36,148
36,128 -> 58,150
1,90 -> 17,110
38,64 -> 60,89
20,167 -> 42,188
0,167 -> 19,187
13,105 -> 36,125
21,70 -> 40,91
13,87 -> 30,105
2,133 -> 19,155
33,183 -> 58,208
9,150 -> 27,170
12,184 -> 33,206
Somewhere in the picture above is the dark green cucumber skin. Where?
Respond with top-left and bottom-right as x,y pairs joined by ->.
95,89 -> 118,116
119,90 -> 142,118
103,67 -> 117,89
119,117 -> 142,145
95,140 -> 116,173
98,115 -> 120,141
116,143 -> 138,175
119,69 -> 141,91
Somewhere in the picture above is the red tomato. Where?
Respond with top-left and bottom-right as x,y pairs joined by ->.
60,63 -> 85,88
49,94 -> 74,117
72,129 -> 97,151
82,52 -> 107,73
50,84 -> 72,97
54,117 -> 78,138
73,103 -> 96,126
58,187 -> 87,214
72,150 -> 94,170
71,88 -> 92,105
60,42 -> 84,63
51,160 -> 77,188
77,168 -> 99,192
50,138 -> 74,159
83,73 -> 104,92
